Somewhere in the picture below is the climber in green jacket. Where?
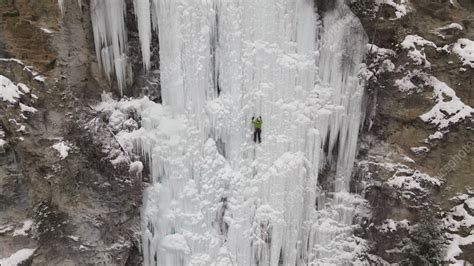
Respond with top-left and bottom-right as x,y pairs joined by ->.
252,116 -> 262,143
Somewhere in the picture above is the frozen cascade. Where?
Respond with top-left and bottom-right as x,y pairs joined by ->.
92,0 -> 368,265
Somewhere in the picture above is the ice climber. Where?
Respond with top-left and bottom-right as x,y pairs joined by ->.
252,116 -> 263,143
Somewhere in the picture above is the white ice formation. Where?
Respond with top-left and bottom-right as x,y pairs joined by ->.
90,0 -> 369,265
90,0 -> 130,94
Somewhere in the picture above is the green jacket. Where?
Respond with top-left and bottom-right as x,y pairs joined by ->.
252,118 -> 262,129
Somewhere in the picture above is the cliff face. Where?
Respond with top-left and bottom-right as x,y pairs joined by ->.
352,0 -> 474,264
0,1 -> 142,264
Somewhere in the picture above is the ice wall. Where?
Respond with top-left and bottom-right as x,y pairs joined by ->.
90,0 -> 368,265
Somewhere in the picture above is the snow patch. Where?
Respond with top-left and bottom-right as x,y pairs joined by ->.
444,195 -> 474,264
401,35 -> 436,68
401,35 -> 436,50
428,131 -> 444,141
376,0 -> 410,19
395,74 -> 418,93
19,103 -> 38,113
0,58 -> 46,82
367,44 -> 396,57
401,155 -> 415,163
0,75 -> 22,103
17,83 -> 30,94
40,27 -> 54,34
52,141 -> 71,159
13,220 -> 33,236
387,168 -> 442,198
438,23 -> 463,32
379,59 -> 395,73
0,224 -> 14,234
452,38 -> 474,68
419,74 -> 473,128
379,219 -> 410,233
67,235 -> 80,242
33,75 -> 45,83
0,248 -> 36,266
410,146 -> 429,154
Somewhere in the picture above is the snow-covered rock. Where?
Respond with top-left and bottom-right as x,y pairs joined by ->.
419,74 -> 473,129
12,220 -> 34,237
444,194 -> 474,264
401,35 -> 436,68
0,75 -> 23,103
52,141 -> 71,160
452,38 -> 474,68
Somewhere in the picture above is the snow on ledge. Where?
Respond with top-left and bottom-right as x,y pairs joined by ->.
20,103 -> 38,113
438,23 -> 464,32
395,73 -> 418,94
410,146 -> 429,154
379,219 -> 410,233
400,35 -> 436,68
452,38 -> 474,68
0,248 -> 36,265
0,58 -> 46,82
419,74 -> 473,129
40,27 -> 54,34
367,44 -> 396,57
444,194 -> 474,264
0,75 -> 23,103
12,219 -> 34,237
376,0 -> 410,19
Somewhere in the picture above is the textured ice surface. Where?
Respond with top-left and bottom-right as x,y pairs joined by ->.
93,0 -> 369,265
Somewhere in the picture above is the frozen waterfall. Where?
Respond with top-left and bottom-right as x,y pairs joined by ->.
90,0 -> 368,265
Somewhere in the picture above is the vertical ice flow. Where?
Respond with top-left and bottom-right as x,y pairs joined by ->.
133,0 -> 152,71
90,0 -> 368,265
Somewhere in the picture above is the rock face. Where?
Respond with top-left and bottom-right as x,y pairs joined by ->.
0,1 -> 142,265
351,0 -> 474,264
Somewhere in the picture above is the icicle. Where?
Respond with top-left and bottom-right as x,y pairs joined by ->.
58,0 -> 65,15
90,0 -> 130,94
133,0 -> 152,71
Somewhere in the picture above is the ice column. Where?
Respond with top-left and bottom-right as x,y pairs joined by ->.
133,0 -> 152,71
308,1 -> 368,264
